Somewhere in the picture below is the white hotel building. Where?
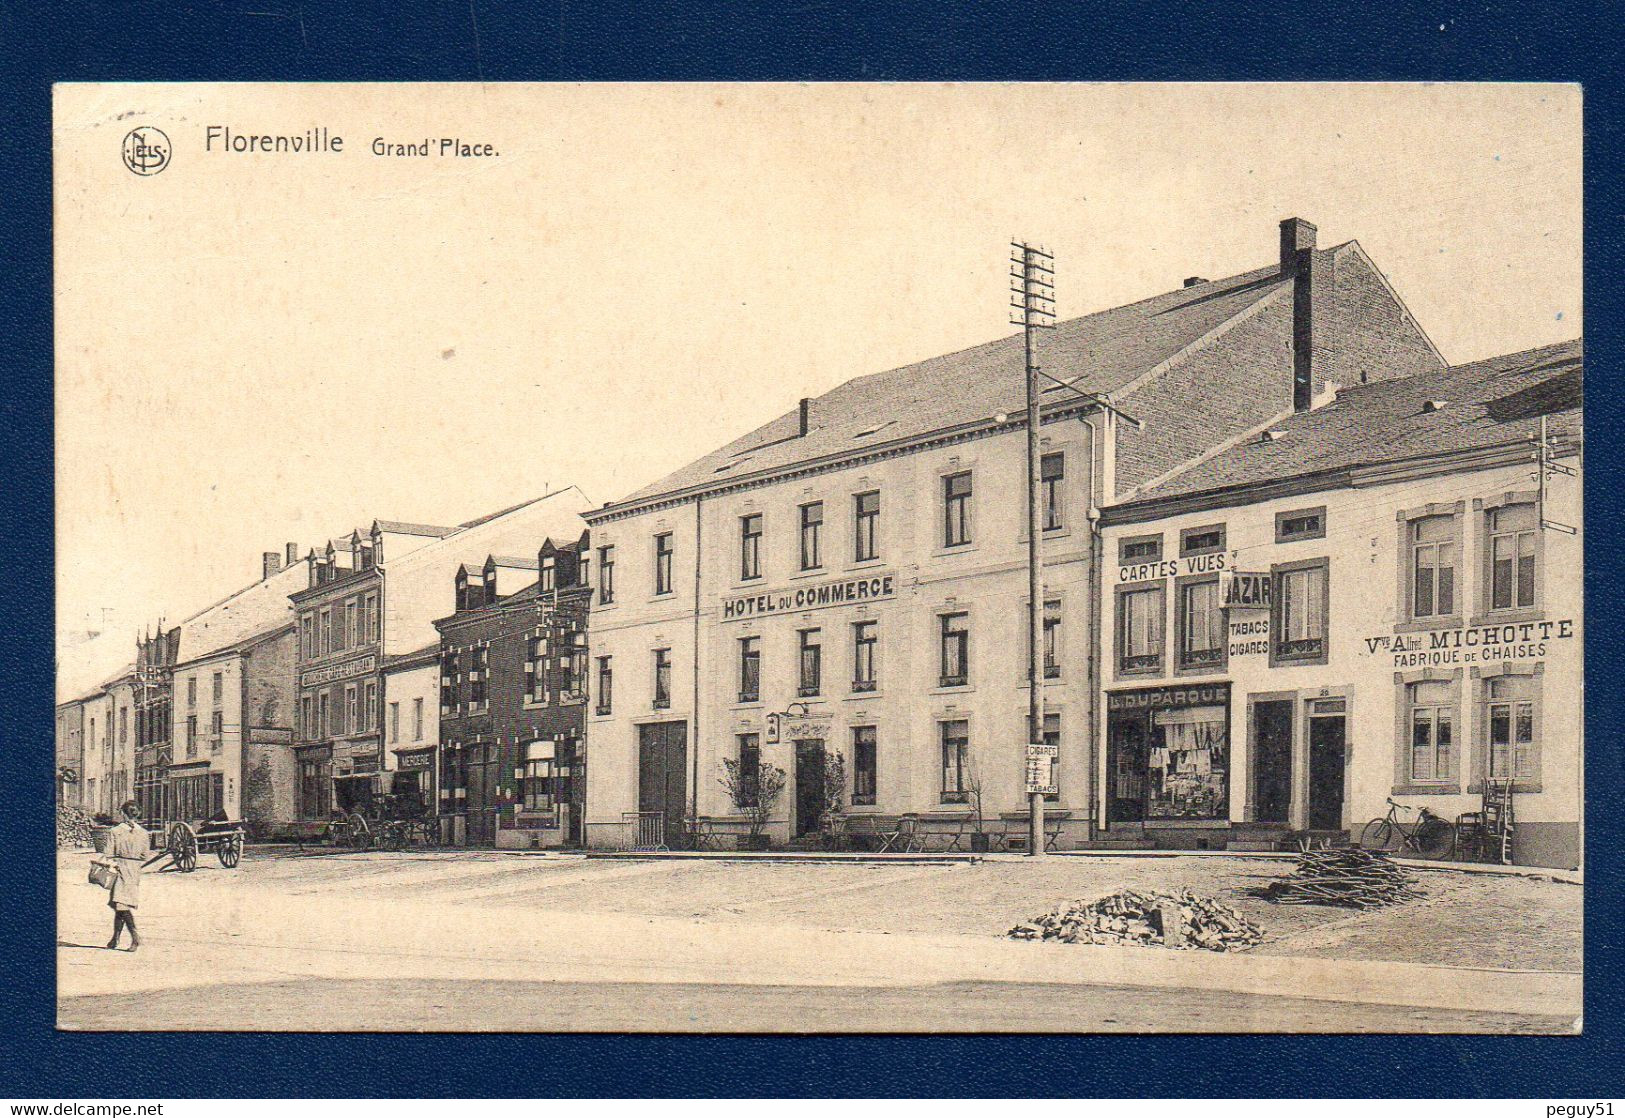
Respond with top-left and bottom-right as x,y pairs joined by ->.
580,218 -> 1444,849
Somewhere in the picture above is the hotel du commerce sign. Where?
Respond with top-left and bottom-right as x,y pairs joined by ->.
720,570 -> 898,622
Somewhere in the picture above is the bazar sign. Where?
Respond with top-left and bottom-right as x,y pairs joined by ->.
1117,552 -> 1226,584
1223,571 -> 1271,609
721,571 -> 896,622
1364,618 -> 1576,669
301,653 -> 377,688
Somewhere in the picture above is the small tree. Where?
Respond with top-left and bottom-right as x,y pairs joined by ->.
819,750 -> 848,847
717,757 -> 787,841
962,757 -> 987,837
243,755 -> 276,836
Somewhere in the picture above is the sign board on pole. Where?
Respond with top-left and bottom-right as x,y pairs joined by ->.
1024,741 -> 1058,795
766,710 -> 832,744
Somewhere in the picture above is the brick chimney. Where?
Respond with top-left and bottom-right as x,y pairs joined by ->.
1280,217 -> 1319,411
285,541 -> 299,566
262,551 -> 282,580
1280,217 -> 1317,274
798,397 -> 811,436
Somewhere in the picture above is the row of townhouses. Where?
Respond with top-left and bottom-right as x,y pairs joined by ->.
56,217 -> 1583,868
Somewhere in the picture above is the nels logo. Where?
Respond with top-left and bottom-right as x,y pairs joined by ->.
121,126 -> 171,176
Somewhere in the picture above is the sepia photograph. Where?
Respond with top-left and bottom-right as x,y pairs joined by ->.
53,81 -> 1582,1034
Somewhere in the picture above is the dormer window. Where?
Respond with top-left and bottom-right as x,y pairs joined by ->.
541,557 -> 557,593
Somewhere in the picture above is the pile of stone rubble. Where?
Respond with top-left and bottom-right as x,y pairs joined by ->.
1008,888 -> 1264,951
57,805 -> 95,850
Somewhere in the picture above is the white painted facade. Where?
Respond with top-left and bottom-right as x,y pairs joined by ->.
584,414 -> 1110,849
1097,446 -> 1582,868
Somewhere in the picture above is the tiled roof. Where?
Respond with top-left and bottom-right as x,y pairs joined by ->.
1127,339 -> 1582,504
458,496 -> 546,530
374,520 -> 459,538
383,641 -> 441,670
175,562 -> 307,664
487,554 -> 536,569
607,256 -> 1314,509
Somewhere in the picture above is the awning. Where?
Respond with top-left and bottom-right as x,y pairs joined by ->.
1153,705 -> 1227,727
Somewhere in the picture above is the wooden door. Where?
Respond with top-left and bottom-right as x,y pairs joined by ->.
1252,700 -> 1294,824
467,744 -> 499,845
793,739 -> 825,837
638,722 -> 688,847
1308,716 -> 1347,831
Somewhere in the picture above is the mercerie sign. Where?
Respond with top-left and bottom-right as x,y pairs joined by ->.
722,571 -> 897,622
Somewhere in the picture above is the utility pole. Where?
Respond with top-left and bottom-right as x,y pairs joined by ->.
1011,242 -> 1055,856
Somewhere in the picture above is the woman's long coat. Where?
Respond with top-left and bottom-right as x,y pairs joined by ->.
106,820 -> 149,909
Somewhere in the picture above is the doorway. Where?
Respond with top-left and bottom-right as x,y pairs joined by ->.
793,739 -> 825,838
1307,712 -> 1348,831
1105,711 -> 1150,826
1251,699 -> 1293,825
638,721 -> 689,848
466,744 -> 501,845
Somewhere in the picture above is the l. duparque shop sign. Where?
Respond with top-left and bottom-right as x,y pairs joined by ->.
721,570 -> 898,622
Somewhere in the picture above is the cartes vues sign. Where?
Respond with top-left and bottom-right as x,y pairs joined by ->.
1117,552 -> 1227,584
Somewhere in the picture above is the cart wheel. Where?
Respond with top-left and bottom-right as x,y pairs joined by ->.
218,831 -> 243,868
381,822 -> 404,852
169,823 -> 199,873
348,812 -> 372,851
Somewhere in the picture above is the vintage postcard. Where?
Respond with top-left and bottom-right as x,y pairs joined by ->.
54,82 -> 1581,1033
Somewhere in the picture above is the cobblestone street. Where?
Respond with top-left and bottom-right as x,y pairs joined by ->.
57,849 -> 1581,1032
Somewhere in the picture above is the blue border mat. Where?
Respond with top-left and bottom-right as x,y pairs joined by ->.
3,0 -> 1620,1098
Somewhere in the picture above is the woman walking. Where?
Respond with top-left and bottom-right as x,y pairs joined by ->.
106,800 -> 148,952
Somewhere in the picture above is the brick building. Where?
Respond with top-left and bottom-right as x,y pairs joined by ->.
436,536 -> 592,848
132,624 -> 180,822
581,217 -> 1444,850
289,491 -> 590,822
1096,340 -> 1581,868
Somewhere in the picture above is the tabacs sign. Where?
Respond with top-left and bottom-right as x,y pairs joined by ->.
722,571 -> 897,622
1024,741 -> 1059,795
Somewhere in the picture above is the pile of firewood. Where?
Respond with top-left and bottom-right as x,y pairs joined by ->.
1262,848 -> 1422,909
56,805 -> 95,850
1008,888 -> 1264,952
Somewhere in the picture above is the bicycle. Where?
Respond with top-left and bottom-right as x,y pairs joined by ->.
1359,797 -> 1455,859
